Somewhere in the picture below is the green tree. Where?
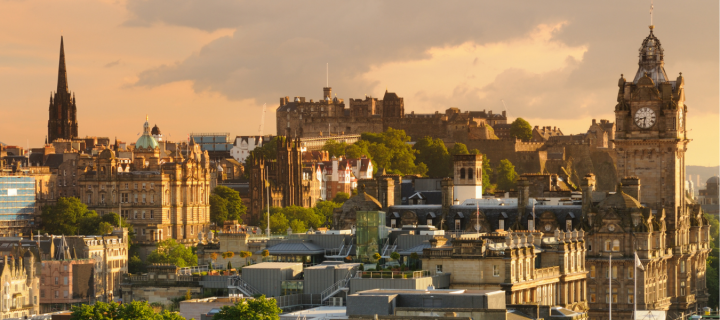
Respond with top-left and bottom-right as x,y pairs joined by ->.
450,142 -> 469,155
280,206 -> 324,229
211,186 -> 246,226
509,118 -> 533,141
345,140 -> 372,160
259,209 -> 289,234
321,139 -> 348,158
413,136 -> 450,178
355,128 -> 426,176
390,251 -> 400,262
289,219 -> 307,233
209,195 -> 229,226
314,201 -> 341,227
496,159 -> 518,191
261,250 -> 270,262
409,252 -> 419,270
146,239 -> 198,267
70,301 -> 187,320
372,252 -> 381,261
212,295 -> 282,320
332,192 -> 350,204
481,154 -> 496,194
41,197 -> 95,235
239,251 -> 253,266
128,255 -> 147,274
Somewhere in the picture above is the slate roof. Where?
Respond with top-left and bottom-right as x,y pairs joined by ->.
260,240 -> 325,255
399,243 -> 431,256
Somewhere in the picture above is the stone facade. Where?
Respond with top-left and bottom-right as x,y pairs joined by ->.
76,118 -> 212,257
0,250 -> 41,319
422,230 -> 588,314
121,264 -> 201,307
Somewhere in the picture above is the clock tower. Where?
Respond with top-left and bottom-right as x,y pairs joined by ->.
614,26 -> 687,216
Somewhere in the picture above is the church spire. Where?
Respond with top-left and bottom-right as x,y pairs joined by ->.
57,36 -> 68,95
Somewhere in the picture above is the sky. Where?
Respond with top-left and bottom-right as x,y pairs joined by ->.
0,0 -> 718,167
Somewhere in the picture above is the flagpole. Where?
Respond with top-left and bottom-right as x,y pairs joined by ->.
634,250 -> 637,320
609,253 -> 612,320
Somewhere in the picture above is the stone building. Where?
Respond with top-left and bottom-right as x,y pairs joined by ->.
0,249 -> 41,319
698,176 -> 718,215
276,87 -> 506,142
48,37 -> 79,143
422,230 -> 588,314
121,264 -> 202,307
582,25 -> 712,319
76,118 -> 212,257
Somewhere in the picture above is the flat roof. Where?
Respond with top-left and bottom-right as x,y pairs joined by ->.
242,262 -> 302,269
354,289 -> 504,296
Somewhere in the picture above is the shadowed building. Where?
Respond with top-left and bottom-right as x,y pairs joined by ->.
48,37 -> 79,143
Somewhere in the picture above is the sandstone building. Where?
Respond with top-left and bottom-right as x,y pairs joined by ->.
48,37 -> 79,143
76,118 -> 212,256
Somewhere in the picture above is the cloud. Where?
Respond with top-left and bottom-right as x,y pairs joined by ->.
104,59 -> 121,68
123,0 -> 718,121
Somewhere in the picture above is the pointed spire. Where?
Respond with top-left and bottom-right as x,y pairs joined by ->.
57,36 -> 69,95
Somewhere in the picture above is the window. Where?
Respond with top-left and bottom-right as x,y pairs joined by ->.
680,281 -> 686,296
142,211 -> 146,219
134,183 -> 138,189
605,240 -> 612,251
590,265 -> 596,278
64,291 -> 68,298
142,194 -> 146,203
134,194 -> 138,203
680,261 -> 685,273
499,220 -> 505,230
493,265 -> 500,277
390,219 -> 397,228
150,210 -> 154,219
427,218 -> 432,226
133,210 -> 137,219
612,240 -> 620,251
63,277 -> 68,285
54,277 -> 58,285
566,220 -> 572,231
142,183 -> 146,189
101,194 -> 105,204
121,193 -> 128,203
40,290 -> 44,298
590,293 -> 596,303
468,168 -> 473,179
628,268 -> 634,279
455,219 -> 461,230
55,291 -> 59,298
528,220 -> 534,232
436,265 -> 443,273
628,288 -> 634,304
125,183 -> 129,189
87,194 -> 92,204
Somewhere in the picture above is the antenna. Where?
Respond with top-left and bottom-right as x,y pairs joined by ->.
500,99 -> 509,118
258,103 -> 267,136
326,63 -> 329,87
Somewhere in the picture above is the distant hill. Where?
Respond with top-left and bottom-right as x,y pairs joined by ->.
686,165 -> 719,190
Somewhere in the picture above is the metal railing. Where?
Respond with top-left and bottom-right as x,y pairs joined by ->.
325,240 -> 354,258
320,266 -> 358,303
354,270 -> 433,279
380,238 -> 397,258
178,265 -> 209,275
227,275 -> 262,297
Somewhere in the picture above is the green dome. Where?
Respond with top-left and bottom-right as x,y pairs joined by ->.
135,117 -> 159,149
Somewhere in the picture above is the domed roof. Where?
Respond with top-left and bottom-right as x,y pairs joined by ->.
151,124 -> 161,135
633,28 -> 668,85
708,176 -> 719,185
136,116 -> 159,149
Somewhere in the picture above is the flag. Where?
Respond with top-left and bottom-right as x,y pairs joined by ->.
635,252 -> 645,271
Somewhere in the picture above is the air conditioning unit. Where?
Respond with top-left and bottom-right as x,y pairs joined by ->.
331,297 -> 343,306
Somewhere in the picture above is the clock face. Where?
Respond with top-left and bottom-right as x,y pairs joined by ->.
545,224 -> 552,231
634,107 -> 656,129
608,225 -> 615,232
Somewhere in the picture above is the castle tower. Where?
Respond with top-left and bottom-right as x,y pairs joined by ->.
452,154 -> 483,202
382,90 -> 404,118
48,37 -> 79,143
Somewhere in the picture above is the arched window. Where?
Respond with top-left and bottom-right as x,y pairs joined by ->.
605,240 -> 612,251
468,168 -> 473,179
612,240 -> 620,252
460,168 -> 466,179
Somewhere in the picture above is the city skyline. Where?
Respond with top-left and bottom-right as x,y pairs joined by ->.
0,1 -> 718,166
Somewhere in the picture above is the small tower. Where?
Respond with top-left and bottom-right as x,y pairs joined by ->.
452,154 -> 483,202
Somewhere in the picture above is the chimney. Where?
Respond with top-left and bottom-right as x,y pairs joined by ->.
379,178 -> 395,211
581,174 -> 596,217
517,178 -> 530,217
592,119 -> 596,125
502,110 -> 506,117
279,97 -> 285,106
323,87 -> 332,99
621,177 -> 641,202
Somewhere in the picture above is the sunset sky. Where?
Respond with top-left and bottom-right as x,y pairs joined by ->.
0,1 -> 717,166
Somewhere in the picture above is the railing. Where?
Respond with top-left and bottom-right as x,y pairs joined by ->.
178,265 -> 209,275
354,270 -> 433,279
381,238 -> 397,258
227,275 -> 262,297
424,249 -> 452,257
534,266 -> 560,279
320,266 -> 358,303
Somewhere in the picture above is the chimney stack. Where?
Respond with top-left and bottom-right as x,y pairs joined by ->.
621,177 -> 641,202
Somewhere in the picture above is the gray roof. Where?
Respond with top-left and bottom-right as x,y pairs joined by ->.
399,243 -> 431,256
259,240 -> 325,255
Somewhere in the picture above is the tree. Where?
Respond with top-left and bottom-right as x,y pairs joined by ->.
450,142 -> 469,155
413,136 -> 450,178
313,201 -> 341,227
212,295 -> 282,320
332,192 -> 350,204
259,209 -> 289,234
289,219 -> 307,233
239,251 -> 253,266
129,255 -> 147,274
354,128 -> 426,176
481,154 -> 496,194
146,239 -> 198,267
509,118 -> 533,141
222,251 -> 235,259
227,261 -> 233,270
372,252 -> 381,261
409,252 -> 419,270
261,250 -> 270,262
390,251 -> 400,262
496,159 -> 518,191
185,290 -> 192,301
210,186 -> 246,226
321,139 -> 348,158
41,197 -> 95,235
70,301 -> 186,320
